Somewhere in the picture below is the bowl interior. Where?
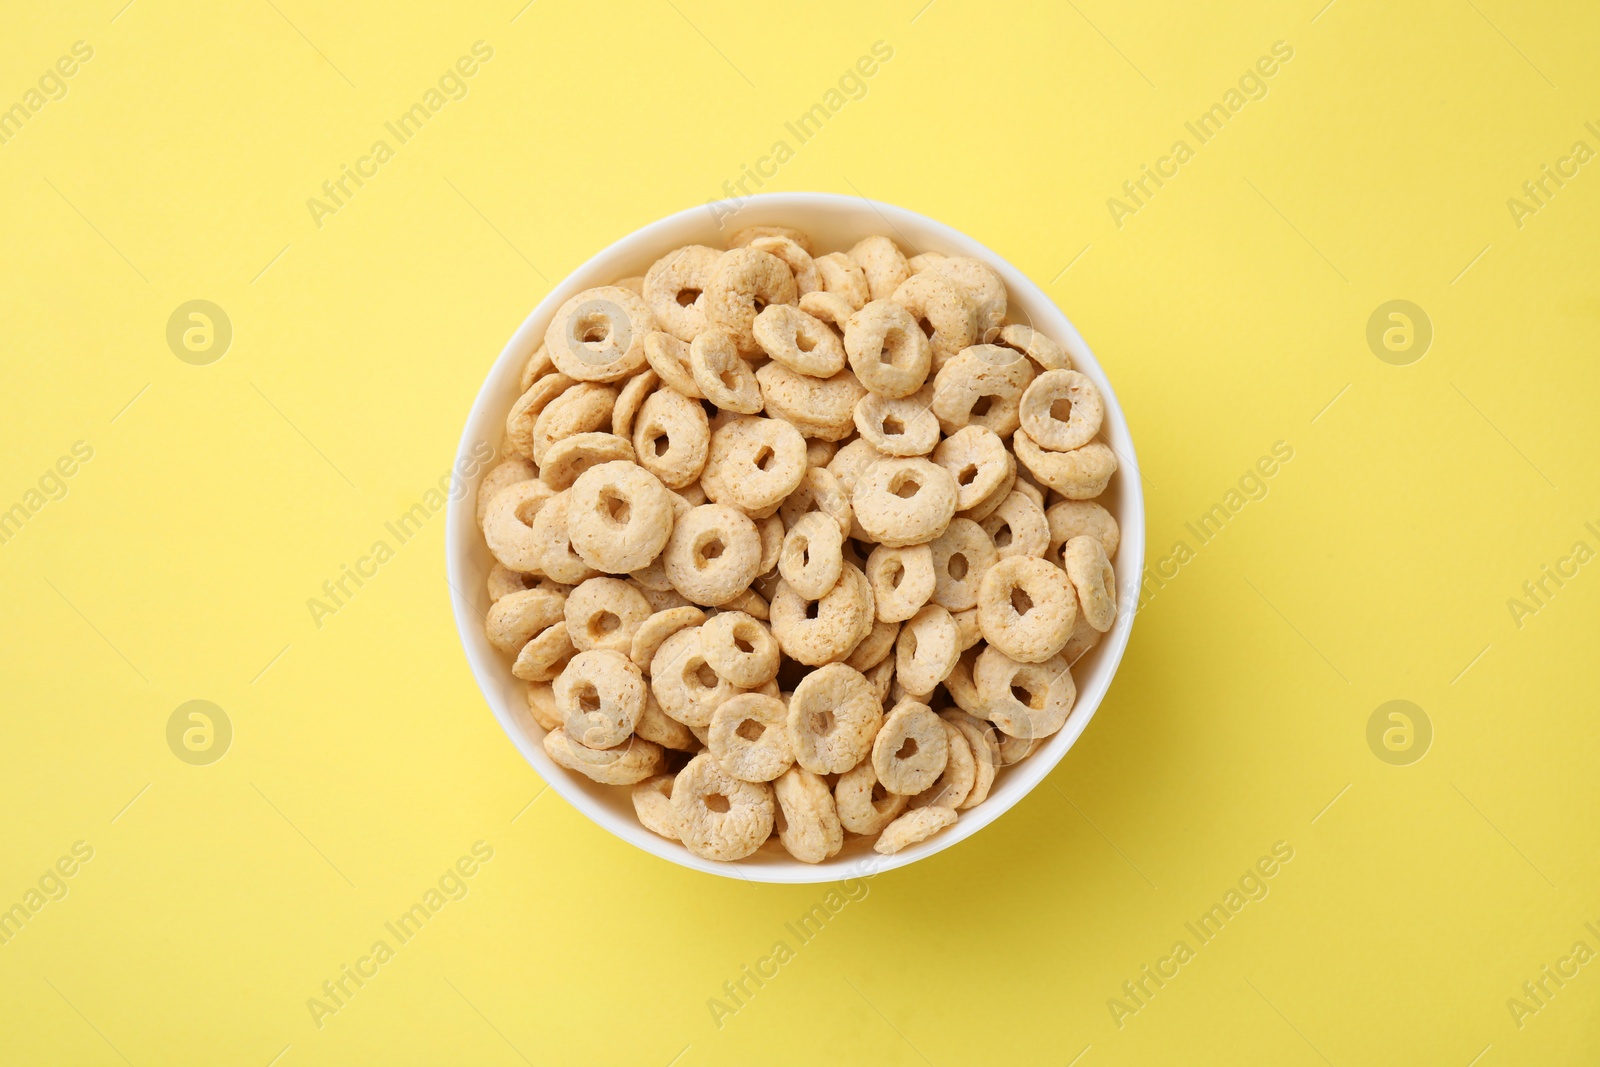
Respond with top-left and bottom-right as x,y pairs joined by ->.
446,192 -> 1145,883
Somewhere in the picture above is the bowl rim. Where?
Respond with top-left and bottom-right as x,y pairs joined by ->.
446,191 -> 1145,883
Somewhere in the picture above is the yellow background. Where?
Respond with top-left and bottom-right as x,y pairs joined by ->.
3,0 -> 1597,1063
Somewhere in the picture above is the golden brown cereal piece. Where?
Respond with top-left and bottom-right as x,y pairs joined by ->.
519,344 -> 555,393
798,289 -> 858,335
612,368 -> 658,440
566,461 -> 675,574
873,805 -> 957,855
958,456 -> 1016,524
749,235 -> 821,295
512,620 -> 575,681
853,393 -> 940,457
806,439 -> 837,468
700,611 -> 781,688
705,247 -> 798,352
774,766 -> 844,863
756,364 -> 865,442
676,481 -> 708,507
845,616 -> 900,671
629,605 -> 706,671
727,225 -> 813,254
977,555 -> 1076,663
615,275 -> 645,294
910,720 -> 975,810
930,344 -> 1034,438
872,700 -> 948,795
932,425 -> 1012,513
787,663 -> 882,774
636,691 -> 698,750
484,588 -> 566,654
544,286 -> 653,383
865,543 -> 936,623
1045,499 -> 1120,563
532,382 -> 617,465
1062,607 -> 1103,666
757,513 -> 784,575
539,432 -> 636,490
544,728 -> 663,785
851,456 -> 957,548
632,386 -> 710,489
906,251 -> 946,274
825,437 -> 888,497
996,733 -> 1042,765
672,753 -> 775,861
709,692 -> 793,783
892,272 -> 977,368
769,563 -> 874,666
952,607 -> 982,650
484,480 -> 556,572
928,518 -> 998,611
1014,435 -> 1117,499
690,327 -> 763,414
944,645 -> 982,714
940,709 -> 999,809
982,490 -> 1050,560
527,490 -> 600,584
564,577 -> 652,654
644,244 -> 722,343
895,604 -> 960,694
1013,469 -> 1046,509
505,373 -> 576,461
998,324 -> 1071,371
815,251 -> 870,310
1063,535 -> 1117,632
555,648 -> 646,748
525,680 -> 562,731
662,503 -> 762,607
844,300 -> 932,399
974,647 -> 1075,739
702,416 -> 808,517
752,303 -> 847,377
778,511 -> 844,601
477,457 -> 537,527
724,587 -> 770,620
925,256 -> 1007,338
847,235 -> 910,302
650,625 -> 737,728
632,774 -> 679,840
634,577 -> 691,611
1019,370 -> 1104,452
834,760 -> 909,834
779,466 -> 853,537
643,331 -> 704,399
488,563 -> 538,603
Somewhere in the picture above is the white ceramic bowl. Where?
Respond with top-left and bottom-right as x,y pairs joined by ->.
447,192 -> 1144,883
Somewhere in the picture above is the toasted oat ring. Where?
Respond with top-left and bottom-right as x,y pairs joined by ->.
778,511 -> 844,601
544,727 -> 663,785
769,563 -> 874,666
512,620 -> 574,681
643,244 -> 722,343
484,588 -> 566,654
488,564 -> 538,603
709,693 -> 793,783
727,225 -> 813,254
974,646 -> 1075,740
844,300 -> 932,399
834,759 -> 909,835
909,719 -> 975,810
702,416 -> 808,517
779,466 -> 853,538
671,753 -> 775,861
928,518 -> 998,611
690,327 -> 763,414
566,461 -> 674,574
540,432 -> 635,491
940,710 -> 999,809
853,393 -> 940,457
929,344 -> 1034,438
845,617 -> 900,671
806,439 -> 837,467
977,555 -> 1076,663
1046,500 -> 1120,564
635,690 -> 698,750
705,247 -> 798,352
907,251 -> 946,274
649,625 -> 738,728
1063,535 -> 1117,632
1019,370 -> 1104,452
798,290 -> 857,335
872,700 -> 948,796
998,323 -> 1071,371
752,304 -> 846,377
643,331 -> 704,399
544,286 -> 653,383
847,235 -> 910,302
892,272 -> 977,368
865,543 -> 935,622
1062,607 -> 1103,666
629,605 -> 706,671
895,604 -> 960,694
505,374 -> 575,460
612,368 -> 658,440
774,766 -> 844,863
526,490 -> 599,584
525,680 -> 561,731
959,457 -> 1015,524
748,235 -> 821,295
873,805 -> 958,855
564,577 -> 652,654
757,513 -> 784,575
787,663 -> 882,774
632,774 -> 679,840
477,457 -> 537,528
926,256 -> 1007,338
724,587 -> 769,621
484,480 -> 555,572
952,607 -> 982,650
631,386 -> 709,489
555,648 -> 646,748
756,363 -> 864,441
981,490 -> 1050,560
532,382 -> 618,465
1014,436 -> 1118,499
700,610 -> 780,688
996,733 -> 1043,765
932,425 -> 1011,512
662,503 -> 762,606
851,456 -> 957,548
944,645 -> 983,714
519,344 -> 555,392
825,437 -> 888,497
815,252 -> 869,310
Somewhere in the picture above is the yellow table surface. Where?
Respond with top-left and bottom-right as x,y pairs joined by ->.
4,2 -> 1598,1064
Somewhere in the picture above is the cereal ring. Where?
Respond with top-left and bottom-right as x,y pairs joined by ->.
612,367 -> 658,440
709,693 -> 793,782
485,588 -> 566,654
778,511 -> 844,601
1013,435 -> 1117,499
1046,499 -> 1120,563
518,344 -> 555,392
643,331 -> 704,400
700,610 -> 780,688
539,432 -> 635,491
566,461 -> 675,574
952,606 -> 982,650
532,382 -> 617,465
928,518 -> 998,611
779,466 -> 853,537
629,605 -> 706,671
564,577 -> 652,654
727,225 -> 813,254
752,303 -> 846,377
925,256 -> 1007,338
1019,370 -> 1104,452
615,275 -> 645,294
505,373 -> 576,460
932,425 -> 1012,513
643,244 -> 721,343
996,732 -> 1043,766
853,393 -> 940,457
892,272 -> 977,368
825,437 -> 889,498
662,503 -> 762,606
845,617 -> 901,671
526,490 -> 600,584
724,587 -> 770,621
769,563 -> 875,666
650,626 -> 738,728
704,247 -> 797,352
805,439 -> 837,467
981,490 -> 1050,559
873,805 -> 957,855
555,648 -> 646,748
1062,607 -> 1102,666
632,774 -> 679,840
872,700 -> 948,795
478,457 -> 537,527
847,236 -> 910,302
787,663 -> 882,774
865,654 -> 895,706
671,753 -> 775,861
488,563 -> 538,603
958,456 -> 1016,523
702,416 -> 808,517
851,457 -> 957,548
636,690 -> 698,750
998,323 -> 1071,371
929,345 -> 1034,437
843,300 -> 932,399
865,543 -> 936,622
690,327 -> 763,414
748,235 -> 821,295
756,363 -> 864,441
895,604 -> 960,694
773,766 -> 844,863
944,645 -> 983,714
544,727 -> 663,785
512,618 -> 575,682
977,556 -> 1075,663
1012,469 -> 1046,509
940,710 -> 999,809
544,286 -> 653,383
525,680 -> 561,731
909,719 -> 975,810
973,647 -> 1075,739
1063,535 -> 1117,632
906,251 -> 946,274
814,251 -> 869,309
834,760 -> 909,834
797,289 -> 857,334
484,480 -> 555,572
632,386 -> 710,489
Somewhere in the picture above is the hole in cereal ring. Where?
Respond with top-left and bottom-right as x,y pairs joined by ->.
870,782 -> 888,803
601,488 -> 631,525
676,288 -> 701,307
804,598 -> 821,620
734,633 -> 755,654
754,445 -> 775,472
891,474 -> 922,499
809,710 -> 834,734
704,792 -> 731,814
797,333 -> 816,353
882,414 -> 905,436
957,464 -> 978,486
949,553 -> 969,580
593,611 -> 621,636
1012,681 -> 1044,709
693,662 -> 720,689
888,562 -> 904,588
577,683 -> 600,713
1050,397 -> 1074,422
1010,587 -> 1034,615
578,315 -> 610,344
971,395 -> 996,417
698,537 -> 725,565
883,327 -> 914,369
904,630 -> 918,657
736,719 -> 764,743
753,298 -> 767,313
719,366 -> 739,389
917,316 -> 935,340
650,434 -> 670,457
994,523 -> 1013,548
896,736 -> 919,760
